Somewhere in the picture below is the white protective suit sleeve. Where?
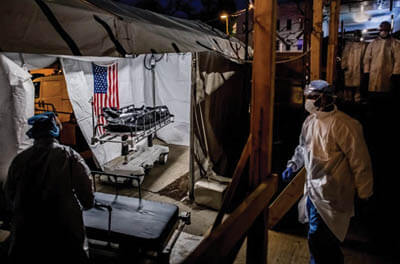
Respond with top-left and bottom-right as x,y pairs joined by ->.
334,119 -> 373,199
69,148 -> 94,210
392,39 -> 400,75
287,116 -> 310,172
363,42 -> 372,73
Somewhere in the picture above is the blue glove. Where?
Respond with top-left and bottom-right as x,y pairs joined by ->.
282,167 -> 294,182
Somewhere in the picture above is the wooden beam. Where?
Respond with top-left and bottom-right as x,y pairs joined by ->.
310,0 -> 323,80
211,135 -> 251,231
249,0 -> 276,189
303,0 -> 312,84
268,168 -> 306,228
326,0 -> 341,84
183,176 -> 278,264
248,0 -> 277,263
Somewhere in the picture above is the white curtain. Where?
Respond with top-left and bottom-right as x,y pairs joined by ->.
0,54 -> 34,183
62,53 -> 191,167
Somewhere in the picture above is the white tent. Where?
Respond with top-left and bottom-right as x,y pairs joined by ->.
0,0 -> 251,197
0,52 -> 192,182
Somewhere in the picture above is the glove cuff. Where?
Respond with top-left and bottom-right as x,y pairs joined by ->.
287,162 -> 297,172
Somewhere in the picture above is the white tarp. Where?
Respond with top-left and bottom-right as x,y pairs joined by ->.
61,53 -> 191,166
0,54 -> 34,182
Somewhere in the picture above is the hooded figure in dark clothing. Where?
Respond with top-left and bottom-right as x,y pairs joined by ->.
4,112 -> 94,263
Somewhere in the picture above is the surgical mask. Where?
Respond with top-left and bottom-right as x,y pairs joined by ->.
305,99 -> 318,114
379,31 -> 389,38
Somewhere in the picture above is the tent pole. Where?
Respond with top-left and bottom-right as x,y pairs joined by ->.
189,53 -> 198,199
327,0 -> 341,84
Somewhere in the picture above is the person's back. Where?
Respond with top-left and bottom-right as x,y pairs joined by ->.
5,112 -> 94,263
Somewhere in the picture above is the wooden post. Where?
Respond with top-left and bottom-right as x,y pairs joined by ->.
303,0 -> 312,84
248,0 -> 277,263
310,0 -> 323,80
326,0 -> 341,84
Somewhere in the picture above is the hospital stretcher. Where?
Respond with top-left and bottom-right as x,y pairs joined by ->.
90,104 -> 174,186
91,104 -> 174,146
84,171 -> 190,263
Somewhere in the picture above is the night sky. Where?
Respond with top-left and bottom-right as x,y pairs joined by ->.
118,0 -> 248,15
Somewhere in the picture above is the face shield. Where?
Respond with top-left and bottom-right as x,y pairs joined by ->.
304,80 -> 333,98
304,80 -> 335,112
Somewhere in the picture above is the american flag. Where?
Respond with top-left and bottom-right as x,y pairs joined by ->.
92,63 -> 119,134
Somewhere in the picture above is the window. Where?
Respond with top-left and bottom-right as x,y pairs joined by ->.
277,19 -> 280,30
34,82 -> 41,98
297,39 -> 303,51
299,17 -> 304,29
287,19 -> 292,30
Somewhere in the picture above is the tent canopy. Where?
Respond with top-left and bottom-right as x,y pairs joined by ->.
0,0 -> 248,60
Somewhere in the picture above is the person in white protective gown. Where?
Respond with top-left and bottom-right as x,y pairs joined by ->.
4,112 -> 94,264
281,80 -> 373,264
363,21 -> 400,94
341,30 -> 367,102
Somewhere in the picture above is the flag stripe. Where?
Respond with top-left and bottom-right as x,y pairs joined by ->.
93,62 -> 119,135
107,65 -> 111,109
115,64 -> 119,108
113,64 -> 116,107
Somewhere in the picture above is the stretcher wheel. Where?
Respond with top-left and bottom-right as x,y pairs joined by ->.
159,153 -> 168,165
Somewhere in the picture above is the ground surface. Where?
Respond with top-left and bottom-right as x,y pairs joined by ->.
94,143 -> 396,264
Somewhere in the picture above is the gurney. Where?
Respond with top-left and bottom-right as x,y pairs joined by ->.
90,104 -> 174,185
103,105 -> 174,133
84,171 -> 190,263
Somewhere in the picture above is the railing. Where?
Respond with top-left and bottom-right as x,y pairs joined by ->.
183,176 -> 278,264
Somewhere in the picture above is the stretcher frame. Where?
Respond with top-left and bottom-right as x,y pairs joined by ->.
90,103 -> 174,148
87,171 -> 190,263
90,103 -> 174,185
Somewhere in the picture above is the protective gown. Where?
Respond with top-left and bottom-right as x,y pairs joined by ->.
364,37 -> 400,92
4,138 -> 94,263
341,41 -> 367,87
288,107 -> 373,241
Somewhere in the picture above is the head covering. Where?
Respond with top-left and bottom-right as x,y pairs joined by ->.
26,112 -> 60,139
379,21 -> 391,32
304,80 -> 334,96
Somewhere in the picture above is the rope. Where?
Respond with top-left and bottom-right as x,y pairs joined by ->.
276,50 -> 310,64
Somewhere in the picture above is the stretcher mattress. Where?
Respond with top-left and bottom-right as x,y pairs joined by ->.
83,192 -> 179,249
103,105 -> 173,132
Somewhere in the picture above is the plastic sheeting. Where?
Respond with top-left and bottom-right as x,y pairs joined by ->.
62,53 -> 191,167
0,54 -> 34,183
190,53 -> 250,198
